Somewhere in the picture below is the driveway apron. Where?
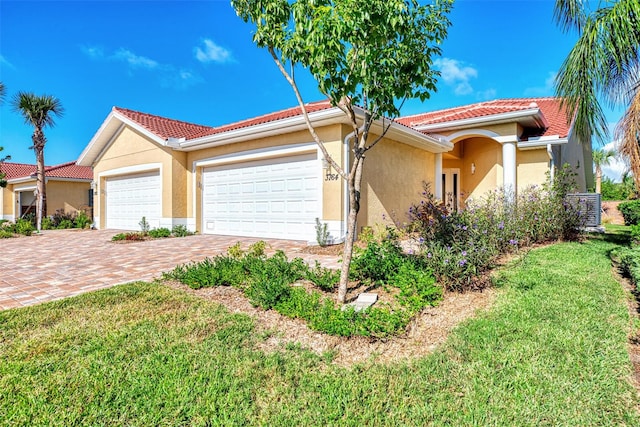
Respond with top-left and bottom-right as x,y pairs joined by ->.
0,229 -> 341,310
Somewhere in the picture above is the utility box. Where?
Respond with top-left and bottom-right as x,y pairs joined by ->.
567,193 -> 601,227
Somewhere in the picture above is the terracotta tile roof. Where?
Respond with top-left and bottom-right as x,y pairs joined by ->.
113,107 -> 216,140
114,100 -> 335,141
0,161 -> 92,181
202,100 -> 333,137
44,161 -> 93,180
397,97 -> 571,138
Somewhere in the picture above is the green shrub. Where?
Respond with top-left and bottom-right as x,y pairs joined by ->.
149,227 -> 172,238
315,218 -> 330,247
75,211 -> 91,229
111,232 -> 145,241
171,224 -> 193,237
139,217 -> 150,234
49,210 -> 76,228
246,277 -> 291,309
350,234 -> 405,284
392,262 -> 442,310
619,200 -> 640,225
408,165 -> 584,291
306,261 -> 339,291
0,229 -> 14,238
57,219 -> 74,229
41,217 -> 54,230
15,219 -> 34,236
613,247 -> 640,288
111,233 -> 126,241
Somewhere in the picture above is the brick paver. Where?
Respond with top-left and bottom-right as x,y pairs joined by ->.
0,229 -> 341,310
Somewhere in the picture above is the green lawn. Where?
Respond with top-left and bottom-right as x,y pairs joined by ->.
1,235 -> 638,426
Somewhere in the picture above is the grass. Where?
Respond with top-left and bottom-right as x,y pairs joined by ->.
1,236 -> 638,425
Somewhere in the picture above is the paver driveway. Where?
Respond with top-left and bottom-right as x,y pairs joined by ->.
0,229 -> 341,310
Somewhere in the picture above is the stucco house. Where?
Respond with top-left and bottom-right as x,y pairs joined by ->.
77,97 -> 592,241
0,161 -> 93,221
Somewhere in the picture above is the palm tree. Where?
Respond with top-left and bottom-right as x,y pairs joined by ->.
0,82 -> 5,103
554,0 -> 640,187
592,148 -> 616,194
11,92 -> 64,231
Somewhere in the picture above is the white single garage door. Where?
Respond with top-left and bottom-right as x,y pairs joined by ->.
202,153 -> 320,241
105,171 -> 161,230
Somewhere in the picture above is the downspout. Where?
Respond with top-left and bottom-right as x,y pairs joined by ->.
547,144 -> 555,182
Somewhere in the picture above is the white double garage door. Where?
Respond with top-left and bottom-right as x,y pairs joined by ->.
105,153 -> 321,241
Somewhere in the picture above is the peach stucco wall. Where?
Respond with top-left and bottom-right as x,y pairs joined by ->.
517,149 -> 551,189
2,180 -> 90,219
92,126 -> 187,229
358,133 -> 436,229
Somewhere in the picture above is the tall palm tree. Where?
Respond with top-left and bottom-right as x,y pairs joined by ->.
554,0 -> 640,187
11,92 -> 64,231
592,148 -> 616,194
0,83 -> 7,187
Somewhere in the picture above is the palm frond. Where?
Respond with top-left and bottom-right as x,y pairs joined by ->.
11,92 -> 64,129
615,86 -> 640,189
553,0 -> 587,32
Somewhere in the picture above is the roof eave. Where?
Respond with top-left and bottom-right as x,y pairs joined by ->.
178,108 -> 350,150
412,108 -> 547,132
77,109 -> 169,166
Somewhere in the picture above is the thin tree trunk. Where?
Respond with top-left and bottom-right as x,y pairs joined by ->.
33,129 -> 46,233
337,153 -> 365,303
595,167 -> 602,194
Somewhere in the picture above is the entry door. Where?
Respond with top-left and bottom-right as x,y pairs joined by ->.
442,168 -> 460,211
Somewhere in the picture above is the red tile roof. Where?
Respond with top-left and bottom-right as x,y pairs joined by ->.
0,161 -> 92,181
397,97 -> 571,138
114,107 -> 216,140
114,100 -> 335,141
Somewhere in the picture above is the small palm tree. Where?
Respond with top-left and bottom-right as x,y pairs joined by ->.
11,92 -> 64,231
0,82 -> 5,104
592,148 -> 616,194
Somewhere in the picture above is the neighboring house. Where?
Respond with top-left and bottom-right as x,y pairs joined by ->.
77,97 -> 592,241
0,161 -> 93,222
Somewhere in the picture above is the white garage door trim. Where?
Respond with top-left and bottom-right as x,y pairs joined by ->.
104,170 -> 162,231
201,152 -> 321,241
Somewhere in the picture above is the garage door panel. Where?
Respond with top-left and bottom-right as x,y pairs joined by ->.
106,171 -> 161,231
202,153 -> 320,240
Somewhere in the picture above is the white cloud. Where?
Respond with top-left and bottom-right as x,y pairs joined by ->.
0,54 -> 15,69
82,45 -> 201,90
113,48 -> 159,70
194,39 -> 233,64
81,45 -> 104,60
476,88 -> 497,101
434,58 -> 478,96
524,71 -> 556,96
600,141 -> 627,183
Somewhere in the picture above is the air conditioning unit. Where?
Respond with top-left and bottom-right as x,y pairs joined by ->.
567,193 -> 601,227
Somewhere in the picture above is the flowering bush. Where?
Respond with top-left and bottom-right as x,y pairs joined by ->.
408,165 -> 585,291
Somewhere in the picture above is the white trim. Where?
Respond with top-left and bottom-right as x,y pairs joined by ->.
97,163 -> 163,178
181,108 -> 347,150
503,142 -> 517,192
194,143 -> 317,168
517,137 -> 568,150
13,183 -> 37,192
2,215 -> 15,222
438,129 -> 501,143
91,123 -> 125,166
435,153 -> 443,199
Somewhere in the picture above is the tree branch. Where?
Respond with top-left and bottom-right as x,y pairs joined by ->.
268,47 -> 347,179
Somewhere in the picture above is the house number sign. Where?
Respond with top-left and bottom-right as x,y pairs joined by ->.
324,170 -> 339,181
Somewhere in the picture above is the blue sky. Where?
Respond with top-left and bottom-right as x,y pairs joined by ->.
0,0 -> 627,180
